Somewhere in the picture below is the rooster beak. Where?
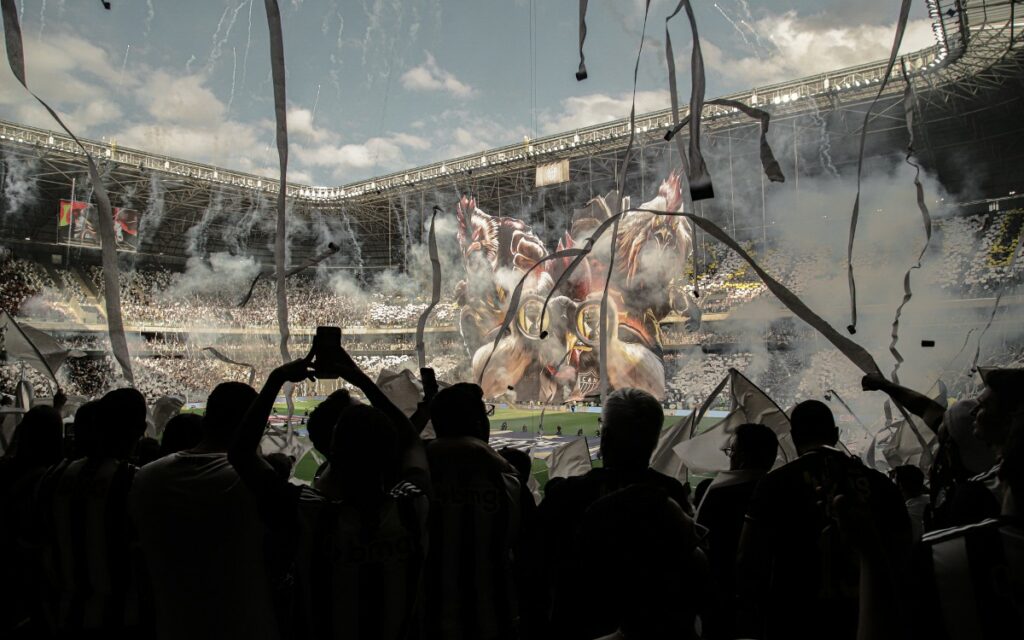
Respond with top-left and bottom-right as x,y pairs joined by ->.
565,333 -> 578,356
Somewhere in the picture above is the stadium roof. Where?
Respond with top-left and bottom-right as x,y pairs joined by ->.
1,0 -> 1021,269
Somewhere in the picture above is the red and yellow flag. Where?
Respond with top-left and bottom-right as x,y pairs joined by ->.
58,200 -> 89,227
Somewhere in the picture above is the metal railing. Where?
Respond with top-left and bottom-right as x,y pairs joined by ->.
2,0 -> 1013,207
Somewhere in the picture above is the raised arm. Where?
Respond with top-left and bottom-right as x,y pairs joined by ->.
409,367 -> 439,435
862,373 -> 945,432
229,358 -> 315,500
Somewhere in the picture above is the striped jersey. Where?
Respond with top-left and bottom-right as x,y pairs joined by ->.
424,437 -> 521,640
129,452 -> 280,640
36,457 -> 139,633
911,517 -> 1024,640
290,481 -> 429,640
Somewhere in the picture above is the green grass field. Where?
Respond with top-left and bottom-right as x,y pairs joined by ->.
191,402 -> 714,489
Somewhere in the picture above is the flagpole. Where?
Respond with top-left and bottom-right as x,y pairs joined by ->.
64,177 -> 75,267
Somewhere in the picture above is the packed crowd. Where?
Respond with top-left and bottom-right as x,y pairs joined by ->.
85,266 -> 459,330
931,211 -> 1024,294
0,259 -> 72,322
1,342 -> 1020,640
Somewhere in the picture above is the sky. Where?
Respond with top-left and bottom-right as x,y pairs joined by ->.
0,0 -> 936,187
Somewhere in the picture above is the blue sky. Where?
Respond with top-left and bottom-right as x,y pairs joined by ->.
1,0 -> 934,186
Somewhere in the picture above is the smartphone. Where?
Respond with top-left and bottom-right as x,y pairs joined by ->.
421,367 -> 438,398
313,326 -> 343,379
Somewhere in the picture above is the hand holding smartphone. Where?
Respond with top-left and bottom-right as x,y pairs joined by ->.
312,326 -> 343,379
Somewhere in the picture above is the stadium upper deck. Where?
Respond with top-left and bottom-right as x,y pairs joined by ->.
0,0 -> 1022,270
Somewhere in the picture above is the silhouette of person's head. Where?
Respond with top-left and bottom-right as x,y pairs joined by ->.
10,405 -> 63,466
790,400 -> 838,454
729,423 -> 779,472
430,382 -> 489,442
307,389 -> 354,456
71,400 -> 101,459
328,404 -> 400,500
200,382 -> 258,452
891,464 -> 925,500
97,388 -> 148,459
973,368 -> 1024,453
599,388 -> 663,471
159,412 -> 203,456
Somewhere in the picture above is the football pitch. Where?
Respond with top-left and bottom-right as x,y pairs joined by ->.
199,402 -> 710,488
290,406 -> 604,483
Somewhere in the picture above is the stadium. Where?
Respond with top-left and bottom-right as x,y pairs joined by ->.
1,0 -> 1021,419
2,0 -> 1024,638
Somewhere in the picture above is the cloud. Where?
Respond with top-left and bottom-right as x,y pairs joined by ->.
702,13 -> 935,86
286,106 -> 334,144
0,31 -> 135,131
389,132 -> 431,150
400,52 -> 476,97
539,90 -> 670,134
135,71 -> 226,125
293,132 -> 434,181
117,120 -> 274,174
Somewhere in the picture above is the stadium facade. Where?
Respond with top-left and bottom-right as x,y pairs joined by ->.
0,0 -> 1022,406
0,0 -> 1020,272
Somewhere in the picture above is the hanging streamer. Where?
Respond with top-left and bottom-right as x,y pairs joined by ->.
710,98 -> 785,182
887,60 -> 933,384
237,242 -> 340,307
575,0 -> 589,80
665,0 -> 713,201
263,0 -> 298,424
665,98 -> 787,185
264,0 -> 289,364
202,347 -> 257,386
415,207 -> 442,369
845,0 -> 914,335
1,0 -> 134,384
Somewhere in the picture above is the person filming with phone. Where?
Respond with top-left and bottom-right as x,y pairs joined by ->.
228,327 -> 431,640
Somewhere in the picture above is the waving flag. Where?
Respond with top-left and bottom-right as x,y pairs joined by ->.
546,437 -> 593,480
653,369 -> 794,479
58,200 -> 89,227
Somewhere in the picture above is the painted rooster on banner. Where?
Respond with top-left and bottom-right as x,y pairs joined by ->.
454,171 -> 700,402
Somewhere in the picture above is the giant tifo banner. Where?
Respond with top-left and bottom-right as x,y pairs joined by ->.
58,200 -> 140,251
457,171 -> 700,403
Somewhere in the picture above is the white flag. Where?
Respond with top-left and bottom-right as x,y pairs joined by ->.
547,437 -> 592,479
376,368 -> 424,417
649,412 -> 697,481
671,369 -> 796,475
880,415 -> 937,475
